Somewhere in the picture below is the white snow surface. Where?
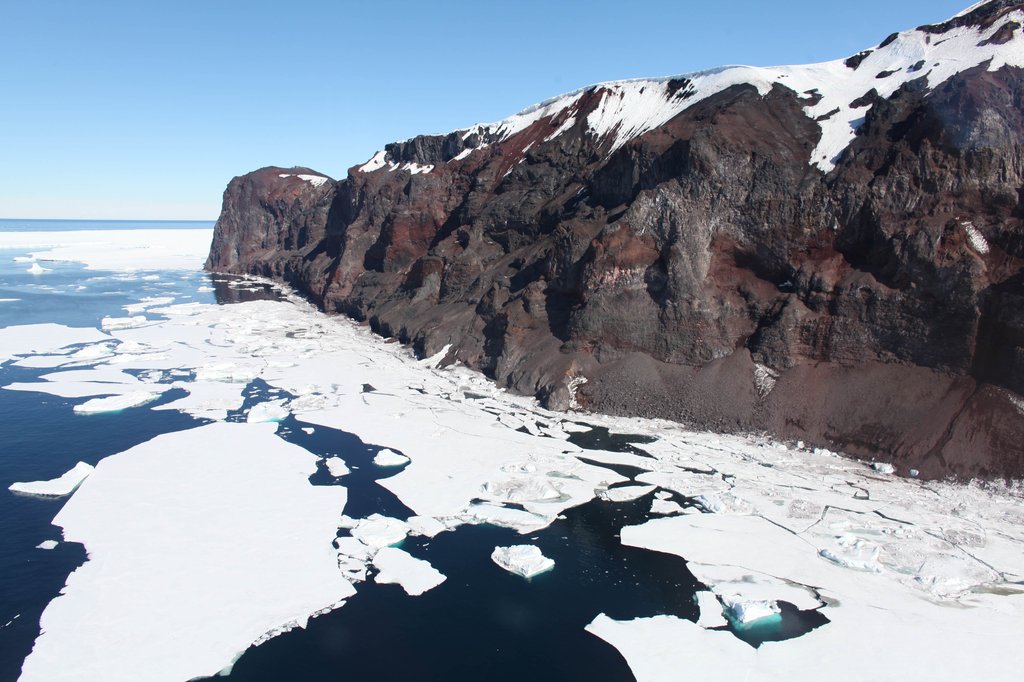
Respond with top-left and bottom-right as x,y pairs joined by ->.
323,457 -> 350,477
19,422 -> 352,682
0,229 -> 212,272
720,594 -> 780,626
278,173 -> 330,187
491,545 -> 555,578
356,7 -> 1024,174
0,324 -> 109,364
72,391 -> 163,414
963,221 -> 991,254
9,462 -> 94,497
371,547 -> 446,596
373,448 -> 410,467
349,514 -> 410,550
599,484 -> 656,502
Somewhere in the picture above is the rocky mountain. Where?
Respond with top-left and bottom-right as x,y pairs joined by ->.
207,0 -> 1024,479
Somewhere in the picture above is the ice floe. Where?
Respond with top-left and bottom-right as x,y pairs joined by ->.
0,323 -> 109,364
373,448 -> 410,467
100,316 -> 150,331
491,544 -> 555,578
73,391 -> 163,414
246,400 -> 289,423
18,422 -> 352,682
36,541 -> 59,550
599,484 -> 656,502
9,462 -> 94,497
371,547 -> 446,596
323,457 -> 350,477
0,228 -> 212,272
720,594 -> 780,627
349,514 -> 410,550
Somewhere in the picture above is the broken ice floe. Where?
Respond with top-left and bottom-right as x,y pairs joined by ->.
73,391 -> 163,414
9,462 -> 94,497
18,422 -> 352,682
599,484 -> 656,502
246,400 -> 289,424
720,594 -> 781,627
491,544 -> 555,579
371,547 -> 446,596
373,448 -> 410,467
349,514 -> 410,550
323,457 -> 350,477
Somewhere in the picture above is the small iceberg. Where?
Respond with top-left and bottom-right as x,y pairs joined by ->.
27,262 -> 51,274
371,547 -> 446,596
323,457 -> 350,477
491,544 -> 555,579
10,462 -> 94,497
720,594 -> 781,627
350,514 -> 409,550
373,449 -> 410,467
37,541 -> 59,550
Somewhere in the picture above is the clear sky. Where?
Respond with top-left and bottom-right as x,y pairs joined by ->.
0,0 -> 973,220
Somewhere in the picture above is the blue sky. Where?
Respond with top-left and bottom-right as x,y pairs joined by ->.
0,0 -> 972,220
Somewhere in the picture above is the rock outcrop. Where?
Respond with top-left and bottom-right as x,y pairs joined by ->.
207,0 -> 1024,479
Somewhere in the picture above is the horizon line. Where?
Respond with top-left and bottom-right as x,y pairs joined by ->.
0,217 -> 216,223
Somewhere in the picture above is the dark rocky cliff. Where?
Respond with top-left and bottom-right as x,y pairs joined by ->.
207,1 -> 1024,479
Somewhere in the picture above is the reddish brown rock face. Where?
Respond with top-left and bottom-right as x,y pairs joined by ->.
207,2 -> 1024,479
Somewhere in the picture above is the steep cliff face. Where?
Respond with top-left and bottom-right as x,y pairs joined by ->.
207,0 -> 1024,479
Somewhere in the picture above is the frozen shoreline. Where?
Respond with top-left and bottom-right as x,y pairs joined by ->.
2,230 -> 1023,681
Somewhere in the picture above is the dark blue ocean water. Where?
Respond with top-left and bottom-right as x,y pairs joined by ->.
0,221 -> 825,681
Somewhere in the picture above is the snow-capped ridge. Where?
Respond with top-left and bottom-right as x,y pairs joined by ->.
357,2 -> 1024,174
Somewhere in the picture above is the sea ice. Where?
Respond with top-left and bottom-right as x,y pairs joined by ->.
194,362 -> 262,383
406,515 -> 448,538
324,457 -> 350,477
100,316 -> 149,331
349,514 -> 410,550
27,262 -> 51,274
491,544 -> 555,578
371,547 -> 446,596
599,484 -> 656,502
373,449 -> 410,467
9,462 -> 94,497
72,391 -> 163,414
586,614 -> 756,681
36,541 -> 59,550
0,228 -> 212,272
18,422 -> 352,682
0,323 -> 109,364
246,400 -> 289,423
720,594 -> 781,626
694,591 -> 727,629
650,499 -> 686,515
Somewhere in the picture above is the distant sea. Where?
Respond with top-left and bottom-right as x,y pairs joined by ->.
0,219 -> 214,232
